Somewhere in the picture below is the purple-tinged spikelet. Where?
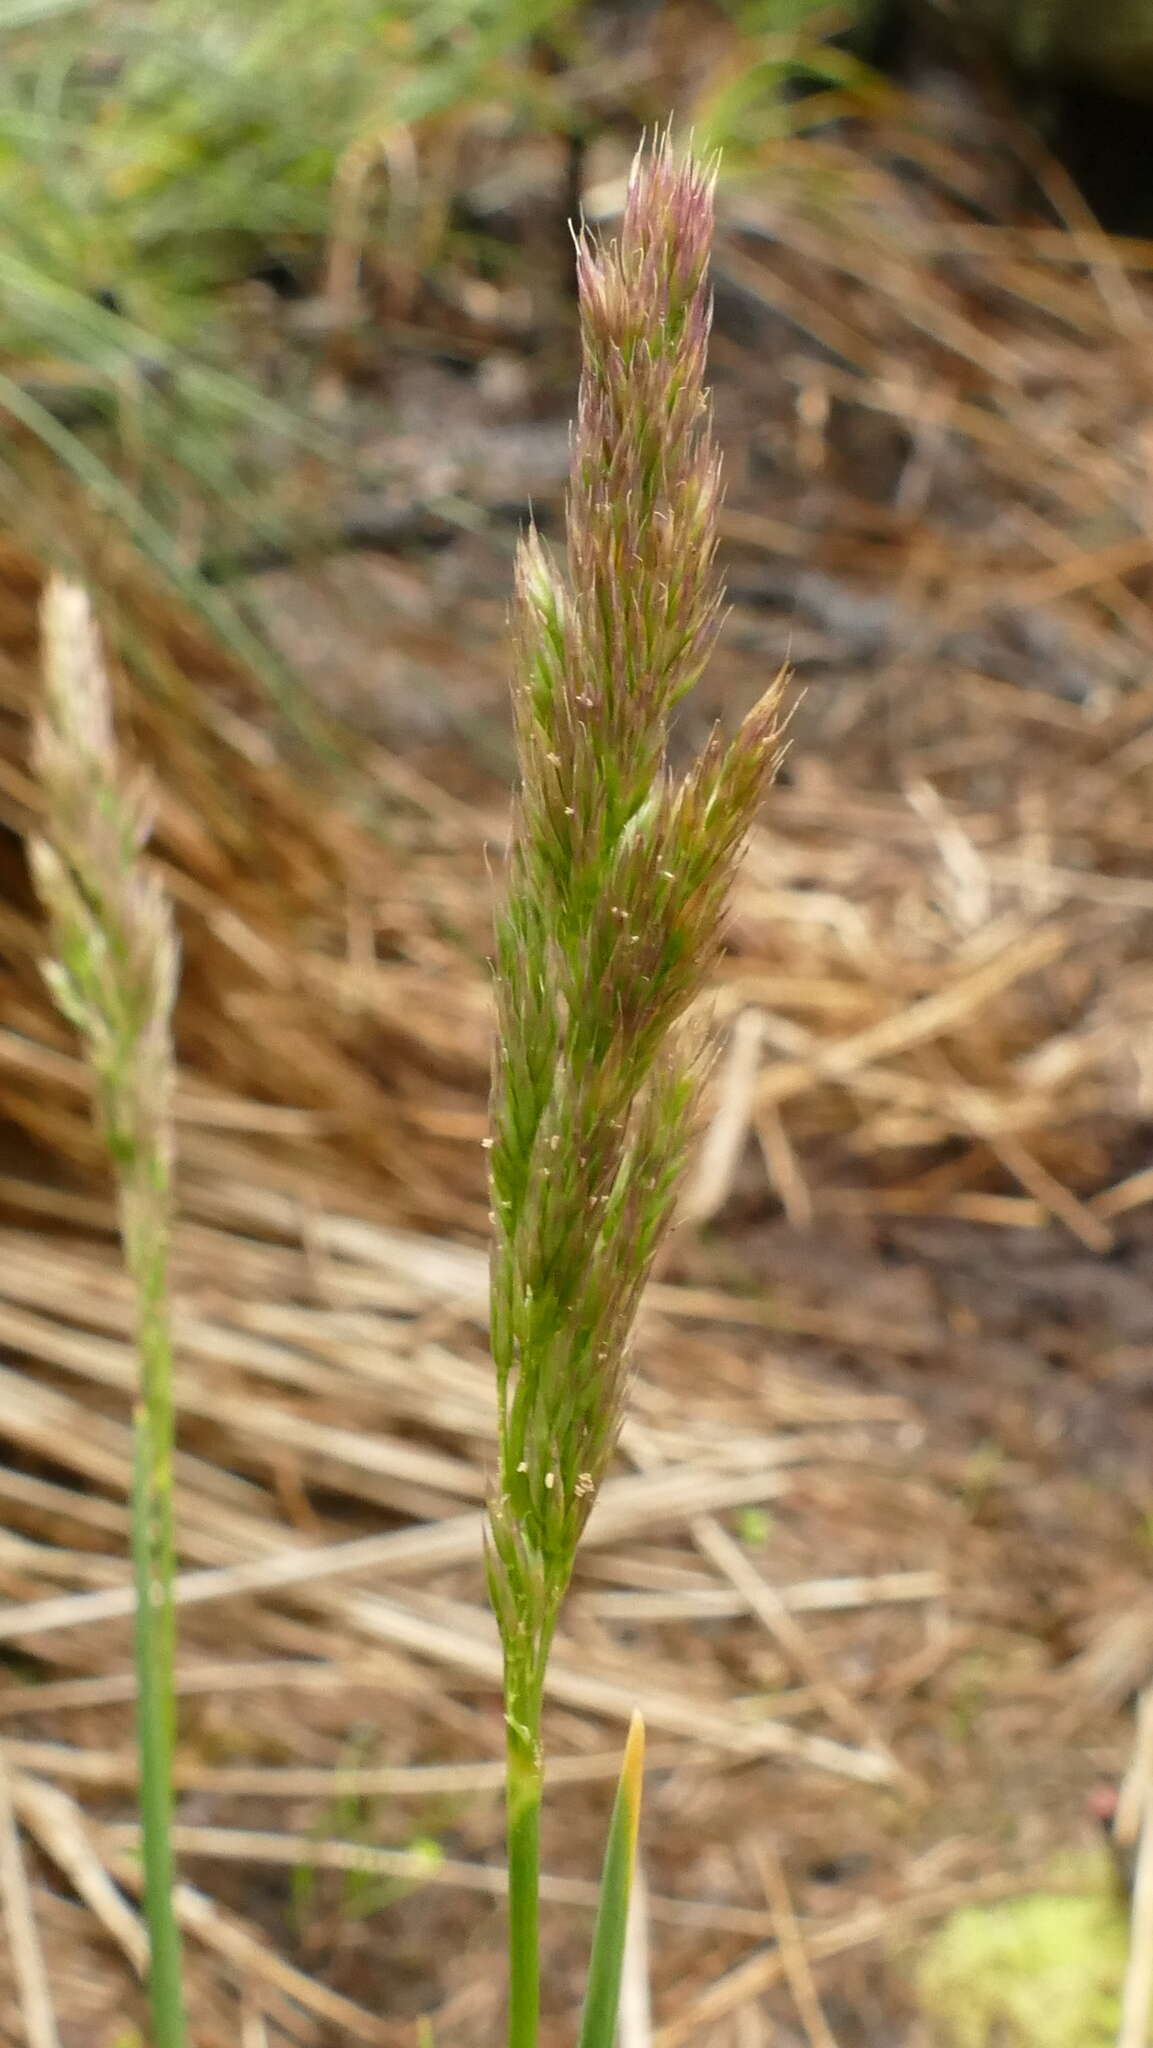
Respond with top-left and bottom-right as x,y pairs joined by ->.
488,136 -> 785,1715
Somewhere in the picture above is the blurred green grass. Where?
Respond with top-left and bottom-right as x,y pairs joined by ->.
0,0 -> 580,701
0,0 -> 839,698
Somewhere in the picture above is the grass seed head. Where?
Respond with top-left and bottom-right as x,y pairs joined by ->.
32,576 -> 178,1190
489,135 -> 785,1696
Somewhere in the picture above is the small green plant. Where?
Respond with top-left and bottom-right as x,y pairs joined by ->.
487,135 -> 784,2047
32,576 -> 186,2048
916,1869 -> 1127,2048
291,1730 -> 446,1933
738,1505 -> 774,1548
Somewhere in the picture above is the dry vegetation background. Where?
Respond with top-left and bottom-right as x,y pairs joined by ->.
3,3 -> 1153,2042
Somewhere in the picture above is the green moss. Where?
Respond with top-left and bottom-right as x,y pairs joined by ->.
916,1879 -> 1129,2048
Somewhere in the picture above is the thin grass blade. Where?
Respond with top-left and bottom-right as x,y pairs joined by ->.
577,1711 -> 646,2048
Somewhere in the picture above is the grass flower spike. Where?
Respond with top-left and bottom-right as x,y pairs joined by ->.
488,136 -> 785,2048
33,576 -> 186,2048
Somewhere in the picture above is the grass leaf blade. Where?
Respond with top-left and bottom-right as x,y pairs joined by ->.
578,1711 -> 646,2048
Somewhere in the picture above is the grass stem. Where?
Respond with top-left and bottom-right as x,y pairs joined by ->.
33,575 -> 187,2048
488,133 -> 783,2047
129,1252 -> 185,2048
505,1722 -> 544,2048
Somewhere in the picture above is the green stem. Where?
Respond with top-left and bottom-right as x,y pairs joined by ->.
506,1715 -> 544,2048
127,1201 -> 186,2048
